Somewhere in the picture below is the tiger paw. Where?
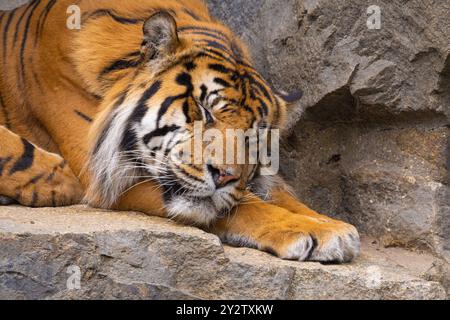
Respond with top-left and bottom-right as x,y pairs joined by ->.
14,161 -> 84,207
263,216 -> 360,263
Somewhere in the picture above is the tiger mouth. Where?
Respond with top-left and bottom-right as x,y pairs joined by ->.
160,176 -> 238,226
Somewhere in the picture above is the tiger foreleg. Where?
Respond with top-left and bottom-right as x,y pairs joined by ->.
210,193 -> 360,263
0,126 -> 84,207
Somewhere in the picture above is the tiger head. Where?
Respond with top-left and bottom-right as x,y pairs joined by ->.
86,12 -> 301,226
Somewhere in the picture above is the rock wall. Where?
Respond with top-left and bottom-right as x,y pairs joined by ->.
208,0 -> 450,261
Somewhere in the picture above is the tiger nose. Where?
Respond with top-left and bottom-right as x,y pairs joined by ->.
207,165 -> 240,188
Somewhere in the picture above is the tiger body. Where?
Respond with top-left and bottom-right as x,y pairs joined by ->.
0,0 -> 360,263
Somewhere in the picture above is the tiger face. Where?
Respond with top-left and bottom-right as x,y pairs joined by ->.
88,12 -> 300,226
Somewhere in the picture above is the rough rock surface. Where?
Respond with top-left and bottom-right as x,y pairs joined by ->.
0,206 -> 447,300
208,0 -> 450,261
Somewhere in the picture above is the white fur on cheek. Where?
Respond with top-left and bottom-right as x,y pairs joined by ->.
87,95 -> 143,208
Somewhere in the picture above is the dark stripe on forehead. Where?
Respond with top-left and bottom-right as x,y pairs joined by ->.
208,63 -> 234,74
213,77 -> 232,88
194,39 -> 235,58
203,49 -> 237,67
178,26 -> 231,43
180,30 -> 227,46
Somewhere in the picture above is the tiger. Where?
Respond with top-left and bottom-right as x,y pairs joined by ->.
0,0 -> 360,263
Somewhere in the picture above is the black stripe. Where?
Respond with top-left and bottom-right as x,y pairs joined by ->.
157,95 -> 183,127
202,49 -> 237,67
99,51 -> 142,78
19,0 -> 41,86
120,81 -> 162,151
180,30 -> 227,45
129,81 -> 162,125
182,100 -> 192,123
143,125 -> 180,145
13,0 -> 35,48
24,173 -> 44,187
208,63 -> 233,74
35,0 -> 56,45
256,97 -> 269,116
9,138 -> 35,175
214,77 -> 232,88
157,73 -> 193,126
86,9 -> 141,25
0,156 -> 13,176
177,166 -> 205,184
184,61 -> 196,71
246,72 -> 274,104
74,110 -> 93,122
195,39 -> 234,57
200,85 -> 208,104
3,9 -> 17,61
178,26 -> 230,43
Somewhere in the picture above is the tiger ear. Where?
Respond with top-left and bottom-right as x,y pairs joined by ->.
142,11 -> 179,60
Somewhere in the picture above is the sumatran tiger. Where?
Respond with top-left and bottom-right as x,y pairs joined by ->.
0,0 -> 360,262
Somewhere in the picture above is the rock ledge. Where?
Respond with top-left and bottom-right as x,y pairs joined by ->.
0,206 -> 446,300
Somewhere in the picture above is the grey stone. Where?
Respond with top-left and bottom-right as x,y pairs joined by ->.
0,206 -> 446,299
0,0 -> 28,10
